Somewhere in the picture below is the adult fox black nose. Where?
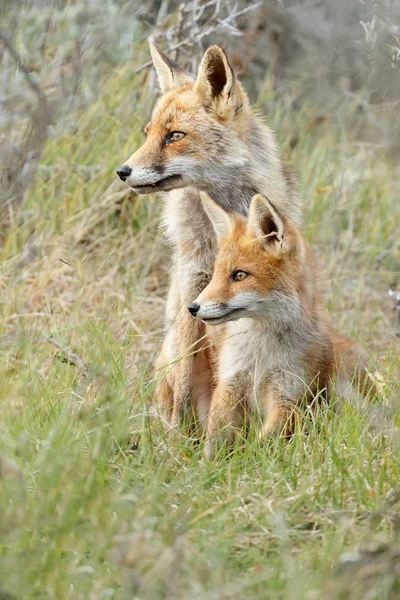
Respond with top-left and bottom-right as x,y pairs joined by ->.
188,302 -> 200,316
116,165 -> 132,182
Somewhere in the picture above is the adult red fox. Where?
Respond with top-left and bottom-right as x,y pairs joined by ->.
117,42 -> 301,429
190,193 -> 376,459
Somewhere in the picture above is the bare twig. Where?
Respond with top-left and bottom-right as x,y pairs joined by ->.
0,30 -> 55,212
47,335 -> 89,376
173,2 -> 186,62
135,0 -> 261,75
0,31 -> 49,111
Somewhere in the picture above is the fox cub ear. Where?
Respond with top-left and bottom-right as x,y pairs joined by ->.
195,46 -> 245,118
200,192 -> 234,241
248,194 -> 285,250
149,41 -> 193,93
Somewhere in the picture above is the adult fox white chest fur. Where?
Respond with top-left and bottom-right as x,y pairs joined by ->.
116,42 -> 301,428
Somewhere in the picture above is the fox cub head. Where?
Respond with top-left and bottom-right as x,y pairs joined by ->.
189,193 -> 309,325
116,42 -> 250,194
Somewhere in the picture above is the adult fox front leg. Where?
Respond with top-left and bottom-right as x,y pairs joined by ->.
164,194 -> 216,427
151,191 -> 217,428
171,271 -> 207,426
117,42 -> 301,429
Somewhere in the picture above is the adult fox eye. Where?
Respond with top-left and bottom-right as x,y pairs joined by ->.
232,270 -> 249,282
166,131 -> 186,145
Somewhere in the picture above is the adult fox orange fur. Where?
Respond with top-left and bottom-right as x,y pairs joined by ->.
191,192 -> 375,459
117,42 -> 301,429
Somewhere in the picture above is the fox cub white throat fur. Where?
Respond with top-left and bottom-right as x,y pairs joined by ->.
117,42 -> 301,429
192,192 -> 376,459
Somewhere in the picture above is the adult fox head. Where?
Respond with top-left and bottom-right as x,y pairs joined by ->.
116,42 -> 251,195
189,193 -> 309,325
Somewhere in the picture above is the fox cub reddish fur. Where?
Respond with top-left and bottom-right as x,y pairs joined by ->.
190,193 -> 375,459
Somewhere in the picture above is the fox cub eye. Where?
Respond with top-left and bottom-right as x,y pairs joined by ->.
165,131 -> 186,145
231,270 -> 249,282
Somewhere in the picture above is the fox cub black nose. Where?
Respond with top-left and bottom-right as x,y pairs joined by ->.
116,165 -> 132,181
188,302 -> 200,316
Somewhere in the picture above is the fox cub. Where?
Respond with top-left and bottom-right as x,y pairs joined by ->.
189,193 -> 375,459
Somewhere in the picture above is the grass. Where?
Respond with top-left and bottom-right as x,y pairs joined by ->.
0,56 -> 399,600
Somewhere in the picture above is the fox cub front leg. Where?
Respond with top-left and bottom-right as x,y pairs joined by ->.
204,379 -> 245,460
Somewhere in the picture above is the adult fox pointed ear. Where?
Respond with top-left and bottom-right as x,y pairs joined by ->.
195,46 -> 246,118
247,194 -> 286,251
200,192 -> 234,242
149,41 -> 193,93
